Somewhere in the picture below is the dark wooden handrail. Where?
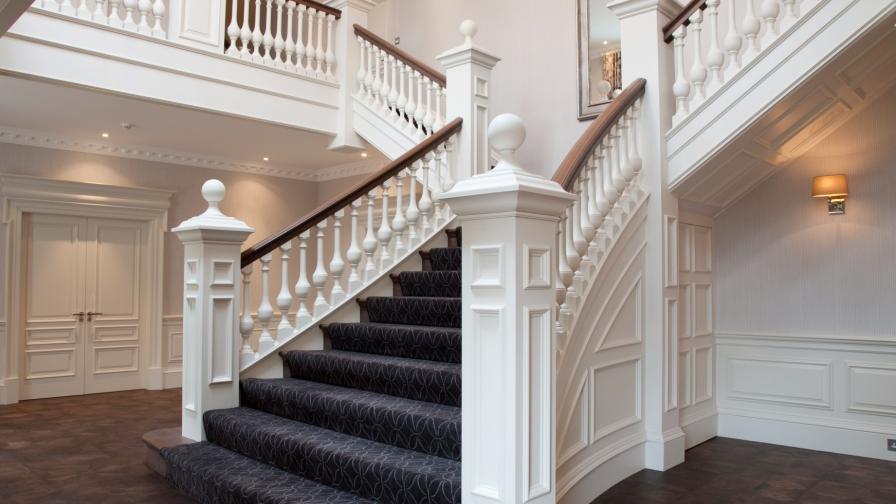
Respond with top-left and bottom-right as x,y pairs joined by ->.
298,0 -> 342,19
552,79 -> 646,191
662,0 -> 707,43
354,24 -> 447,88
241,118 -> 463,267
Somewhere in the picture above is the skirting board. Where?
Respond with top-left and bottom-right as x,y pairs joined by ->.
558,437 -> 645,504
682,413 -> 718,449
163,370 -> 182,390
718,411 -> 896,462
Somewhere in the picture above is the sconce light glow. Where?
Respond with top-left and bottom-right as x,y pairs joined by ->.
101,132 -> 110,138
361,152 -> 368,158
812,174 -> 848,215
263,157 -> 270,162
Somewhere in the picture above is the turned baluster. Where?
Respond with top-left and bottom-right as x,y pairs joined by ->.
430,145 -> 446,227
723,1 -> 743,75
372,47 -> 383,108
628,103 -> 643,176
92,0 -> 108,24
77,0 -> 92,19
592,147 -> 610,222
619,114 -> 633,184
688,9 -> 707,102
705,0 -> 725,90
672,25 -> 691,122
276,241 -> 294,340
364,41 -> 375,103
313,10 -> 326,78
388,56 -> 400,121
406,160 -> 420,247
781,0 -> 798,28
273,0 -> 286,67
41,0 -> 61,12
602,137 -> 619,205
419,152 -> 434,236
346,199 -> 364,293
150,0 -> 165,37
404,70 -> 419,136
294,231 -> 312,328
239,0 -> 252,59
325,14 -> 336,80
137,0 -> 152,34
59,0 -> 76,16
240,265 -> 256,366
295,5 -> 307,73
311,220 -> 330,317
397,62 -> 409,125
423,78 -> 435,135
742,0 -> 761,60
285,2 -> 297,70
327,210 -> 346,304
257,253 -> 275,352
557,218 -> 573,332
433,86 -> 445,131
579,169 -> 596,250
362,190 -> 379,282
414,72 -> 426,139
392,172 -> 407,257
109,0 -> 124,28
610,126 -> 626,197
304,7 -> 316,74
377,182 -> 394,270
442,137 -> 456,195
380,53 -> 392,115
226,0 -> 241,56
252,0 -> 264,63
356,35 -> 367,95
122,0 -> 138,31
571,180 -> 588,268
760,0 -> 781,47
564,205 -> 580,313
262,0 -> 275,65
586,153 -> 603,231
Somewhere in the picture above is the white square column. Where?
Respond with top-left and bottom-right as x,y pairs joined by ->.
441,115 -> 574,504
173,180 -> 254,441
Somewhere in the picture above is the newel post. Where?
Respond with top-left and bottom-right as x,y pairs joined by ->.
441,115 -> 574,504
173,180 -> 254,441
436,20 -> 500,181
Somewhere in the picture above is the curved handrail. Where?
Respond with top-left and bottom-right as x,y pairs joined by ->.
240,118 -> 463,267
353,24 -> 447,88
662,0 -> 707,43
552,79 -> 646,191
298,0 -> 342,19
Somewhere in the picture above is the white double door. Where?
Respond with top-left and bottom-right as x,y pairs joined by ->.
21,214 -> 148,400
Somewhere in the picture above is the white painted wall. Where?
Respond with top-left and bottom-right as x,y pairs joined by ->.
367,0 -> 589,178
714,91 -> 896,461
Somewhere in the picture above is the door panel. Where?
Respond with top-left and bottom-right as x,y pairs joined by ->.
21,214 -> 86,400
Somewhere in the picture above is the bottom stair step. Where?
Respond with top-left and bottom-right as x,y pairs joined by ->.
204,407 -> 461,504
161,442 -> 375,504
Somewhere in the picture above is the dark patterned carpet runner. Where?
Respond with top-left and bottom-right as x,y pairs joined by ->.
162,230 -> 463,504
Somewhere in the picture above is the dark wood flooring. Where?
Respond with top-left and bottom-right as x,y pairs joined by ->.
593,437 -> 896,504
0,389 -> 192,503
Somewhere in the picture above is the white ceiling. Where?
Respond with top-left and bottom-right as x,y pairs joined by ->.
0,75 -> 388,180
675,16 -> 896,216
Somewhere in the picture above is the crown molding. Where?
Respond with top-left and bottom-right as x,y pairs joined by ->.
0,126 -> 382,182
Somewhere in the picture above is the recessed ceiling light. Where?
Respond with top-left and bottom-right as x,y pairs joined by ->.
101,132 -> 110,138
263,157 -> 270,161
361,152 -> 368,158
603,40 -> 608,45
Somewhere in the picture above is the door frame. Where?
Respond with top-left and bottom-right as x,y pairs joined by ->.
1,174 -> 173,404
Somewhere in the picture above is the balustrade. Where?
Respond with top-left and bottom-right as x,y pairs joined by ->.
35,0 -> 168,37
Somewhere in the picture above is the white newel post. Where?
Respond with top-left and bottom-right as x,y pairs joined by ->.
326,0 -> 380,150
166,0 -> 225,52
609,0 -> 685,470
437,21 -> 500,182
441,115 -> 574,504
173,180 -> 254,442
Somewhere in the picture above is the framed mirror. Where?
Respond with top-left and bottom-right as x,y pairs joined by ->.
577,0 -> 623,120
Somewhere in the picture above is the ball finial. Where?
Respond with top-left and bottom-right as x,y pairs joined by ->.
202,179 -> 226,208
488,114 -> 526,169
459,20 -> 478,44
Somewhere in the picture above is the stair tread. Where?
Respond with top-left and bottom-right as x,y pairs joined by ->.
242,378 -> 461,460
324,322 -> 461,364
204,407 -> 461,504
364,296 -> 461,328
283,350 -> 461,407
161,442 -> 376,504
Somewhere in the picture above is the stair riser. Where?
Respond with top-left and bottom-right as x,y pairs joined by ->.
323,324 -> 462,364
365,297 -> 462,328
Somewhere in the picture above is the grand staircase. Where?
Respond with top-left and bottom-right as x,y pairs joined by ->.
160,229 -> 463,504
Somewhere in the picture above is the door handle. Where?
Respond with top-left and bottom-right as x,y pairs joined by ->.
87,312 -> 103,322
72,312 -> 85,322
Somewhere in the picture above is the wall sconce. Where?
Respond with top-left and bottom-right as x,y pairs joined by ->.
811,175 -> 848,215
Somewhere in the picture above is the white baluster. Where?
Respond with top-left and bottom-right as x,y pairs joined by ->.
672,25 -> 691,123
77,0 -> 92,19
414,71 -> 426,139
404,70 -> 419,136
628,103 -> 643,176
705,0 -> 725,90
397,62 -> 409,126
304,7 -> 316,73
151,0 -> 165,37
41,0 -> 61,12
557,217 -> 573,331
781,0 -> 798,29
433,86 -> 445,131
122,0 -> 138,31
610,126 -> 626,197
276,241 -> 294,340
330,210 -> 347,304
252,0 -> 264,63
325,14 -> 336,81
442,136 -> 456,195
571,179 -> 588,265
227,0 -> 241,56
364,41 -> 375,103
137,0 -> 152,35
257,253 -> 275,353
60,0 -> 76,16
273,0 -> 285,67
285,2 -> 297,70
619,114 -> 633,184
688,9 -> 707,102
315,10 -> 326,78
294,230 -> 312,328
240,0 -> 252,60
109,0 -> 123,28
377,182 -> 393,269
723,1 -> 743,75
564,205 -> 580,314
346,199 -> 364,293
295,5 -> 307,73
92,0 -> 108,23
312,219 -> 330,317
392,171 -> 407,257
586,153 -> 603,231
423,78 -> 435,135
593,147 -> 610,221
240,265 -> 256,366
579,170 -> 596,250
380,53 -> 392,115
419,152 -> 434,236
430,145 -> 446,227
262,0 -> 275,65
406,160 -> 420,247
388,56 -> 400,121
602,138 -> 619,205
356,35 -> 367,95
743,0 -> 762,60
760,0 -> 781,47
372,47 -> 383,108
362,190 -> 379,282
